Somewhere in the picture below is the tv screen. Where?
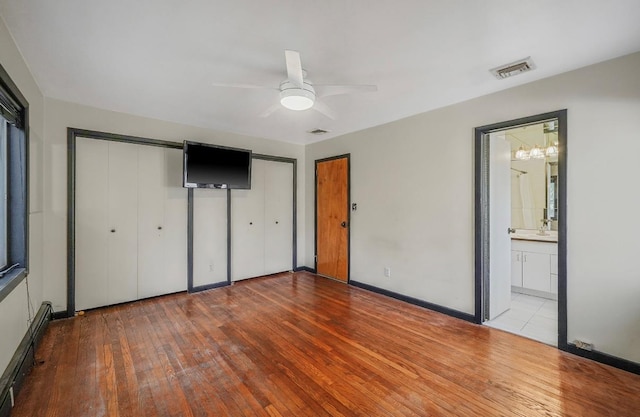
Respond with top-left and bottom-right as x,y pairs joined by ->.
183,141 -> 252,189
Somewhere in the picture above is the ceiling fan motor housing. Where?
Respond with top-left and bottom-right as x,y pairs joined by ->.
279,80 -> 316,110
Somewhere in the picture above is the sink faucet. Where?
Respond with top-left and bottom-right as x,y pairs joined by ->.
538,219 -> 550,235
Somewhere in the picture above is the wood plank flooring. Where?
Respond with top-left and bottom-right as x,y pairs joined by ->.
12,272 -> 640,416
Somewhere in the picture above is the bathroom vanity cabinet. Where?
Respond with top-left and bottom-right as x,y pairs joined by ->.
511,239 -> 558,299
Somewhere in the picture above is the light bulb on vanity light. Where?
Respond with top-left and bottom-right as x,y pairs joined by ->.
515,145 -> 530,160
529,144 -> 545,159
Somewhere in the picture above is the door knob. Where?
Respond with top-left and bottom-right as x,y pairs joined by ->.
275,221 -> 279,224
341,221 -> 347,228
157,226 -> 162,230
110,229 -> 116,233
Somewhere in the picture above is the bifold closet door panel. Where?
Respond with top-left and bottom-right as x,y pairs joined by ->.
137,146 -> 187,298
231,158 -> 265,281
193,188 -> 227,287
75,138 -> 109,311
264,160 -> 294,275
161,148 -> 188,293
137,145 -> 164,298
107,141 -> 139,305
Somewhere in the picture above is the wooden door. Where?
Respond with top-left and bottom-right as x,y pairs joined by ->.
264,160 -> 293,275
316,156 -> 349,282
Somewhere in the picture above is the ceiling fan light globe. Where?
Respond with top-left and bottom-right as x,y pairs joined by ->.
280,88 -> 315,111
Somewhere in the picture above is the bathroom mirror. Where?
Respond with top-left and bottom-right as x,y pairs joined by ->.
506,120 -> 559,230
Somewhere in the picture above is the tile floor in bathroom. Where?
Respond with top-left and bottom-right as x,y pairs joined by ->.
484,292 -> 558,346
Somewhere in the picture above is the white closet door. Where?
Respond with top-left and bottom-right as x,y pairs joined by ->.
193,188 -> 227,287
231,158 -> 265,281
264,160 -> 293,275
137,145 -> 167,298
107,141 -> 139,305
75,138 -> 109,310
137,146 -> 187,297
162,148 -> 188,293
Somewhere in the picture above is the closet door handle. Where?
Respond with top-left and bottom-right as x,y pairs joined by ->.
275,221 -> 279,224
157,226 -> 162,230
110,229 -> 116,233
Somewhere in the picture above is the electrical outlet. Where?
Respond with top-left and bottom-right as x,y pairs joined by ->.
384,267 -> 391,278
573,340 -> 594,351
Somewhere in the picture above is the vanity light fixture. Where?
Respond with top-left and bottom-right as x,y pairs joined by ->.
515,145 -> 530,160
529,144 -> 545,159
545,142 -> 558,157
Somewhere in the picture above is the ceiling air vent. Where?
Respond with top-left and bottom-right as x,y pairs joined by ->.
308,128 -> 329,135
490,57 -> 535,80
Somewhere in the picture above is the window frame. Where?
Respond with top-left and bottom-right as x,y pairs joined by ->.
0,61 -> 29,303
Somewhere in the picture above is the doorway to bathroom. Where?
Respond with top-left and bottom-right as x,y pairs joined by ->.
474,110 -> 567,349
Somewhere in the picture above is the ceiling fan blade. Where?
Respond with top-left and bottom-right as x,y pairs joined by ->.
315,84 -> 378,98
312,100 -> 336,120
259,103 -> 281,118
211,82 -> 276,90
284,50 -> 304,88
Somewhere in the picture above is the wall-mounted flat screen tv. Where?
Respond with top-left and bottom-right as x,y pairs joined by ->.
183,141 -> 252,189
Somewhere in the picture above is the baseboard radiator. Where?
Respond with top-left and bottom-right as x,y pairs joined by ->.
0,301 -> 52,417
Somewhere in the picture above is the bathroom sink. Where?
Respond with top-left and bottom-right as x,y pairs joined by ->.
511,230 -> 558,242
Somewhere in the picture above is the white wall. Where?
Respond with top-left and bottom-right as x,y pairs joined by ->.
305,52 -> 640,364
42,98 -> 305,312
0,18 -> 45,373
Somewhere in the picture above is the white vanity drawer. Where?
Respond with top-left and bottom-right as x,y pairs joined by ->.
512,239 -> 557,255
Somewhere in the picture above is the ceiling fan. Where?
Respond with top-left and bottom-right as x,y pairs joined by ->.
211,50 -> 377,119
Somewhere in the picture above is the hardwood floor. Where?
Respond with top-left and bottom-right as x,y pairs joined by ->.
13,272 -> 640,416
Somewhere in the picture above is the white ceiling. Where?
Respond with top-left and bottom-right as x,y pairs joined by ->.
2,1 -> 640,145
